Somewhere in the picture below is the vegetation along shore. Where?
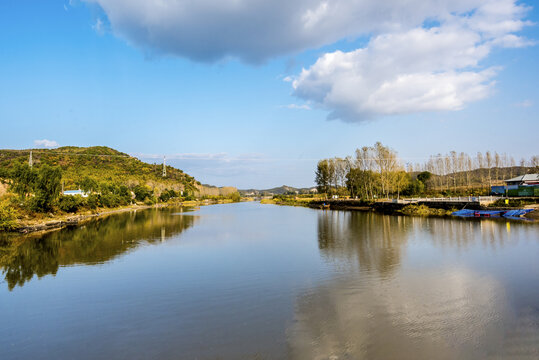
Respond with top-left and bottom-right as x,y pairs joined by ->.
0,146 -> 241,233
258,142 -> 538,221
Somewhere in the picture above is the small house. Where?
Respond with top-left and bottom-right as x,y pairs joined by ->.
504,174 -> 539,186
63,189 -> 88,197
493,173 -> 539,197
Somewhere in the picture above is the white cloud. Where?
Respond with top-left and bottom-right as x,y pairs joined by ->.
292,0 -> 532,122
85,0 -> 503,63
514,99 -> 533,107
34,139 -> 59,148
92,18 -> 105,35
84,0 -> 533,121
134,152 -> 266,163
282,104 -> 311,110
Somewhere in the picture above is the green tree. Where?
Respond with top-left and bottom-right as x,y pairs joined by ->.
346,168 -> 362,198
394,171 -> 411,199
133,185 -> 151,201
10,162 -> 37,199
32,165 -> 62,211
78,177 -> 98,193
315,160 -> 331,195
230,192 -> 241,202
417,171 -> 432,185
404,179 -> 425,196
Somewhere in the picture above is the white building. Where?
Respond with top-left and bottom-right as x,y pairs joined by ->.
63,190 -> 88,197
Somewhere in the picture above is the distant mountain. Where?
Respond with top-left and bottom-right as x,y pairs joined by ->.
239,185 -> 317,196
0,146 -> 236,196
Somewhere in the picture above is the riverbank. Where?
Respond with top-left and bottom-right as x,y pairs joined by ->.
10,198 -> 238,234
263,198 -> 538,221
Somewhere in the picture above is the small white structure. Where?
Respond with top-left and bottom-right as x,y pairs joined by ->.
63,189 -> 88,197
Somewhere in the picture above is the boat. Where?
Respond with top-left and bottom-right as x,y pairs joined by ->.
452,209 -> 534,218
320,203 -> 331,210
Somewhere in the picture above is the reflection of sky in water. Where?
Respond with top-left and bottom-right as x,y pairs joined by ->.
289,210 -> 539,360
288,269 -> 539,359
0,203 -> 538,359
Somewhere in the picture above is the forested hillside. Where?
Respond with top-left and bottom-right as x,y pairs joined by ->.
0,146 -> 239,230
0,146 -> 199,193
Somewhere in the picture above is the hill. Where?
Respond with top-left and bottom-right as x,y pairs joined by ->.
239,185 -> 317,196
0,146 -> 235,196
417,166 -> 537,191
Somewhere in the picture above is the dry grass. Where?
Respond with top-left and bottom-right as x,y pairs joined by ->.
0,182 -> 8,197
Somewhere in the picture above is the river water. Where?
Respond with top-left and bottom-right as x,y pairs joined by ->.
1,202 -> 538,359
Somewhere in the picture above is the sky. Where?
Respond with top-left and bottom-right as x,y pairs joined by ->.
0,0 -> 538,189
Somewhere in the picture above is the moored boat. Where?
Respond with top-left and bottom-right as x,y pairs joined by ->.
452,209 -> 534,218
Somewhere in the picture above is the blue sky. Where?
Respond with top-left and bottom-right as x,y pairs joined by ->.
0,0 -> 538,188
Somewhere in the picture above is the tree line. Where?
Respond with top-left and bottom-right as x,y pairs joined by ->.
316,142 -> 539,199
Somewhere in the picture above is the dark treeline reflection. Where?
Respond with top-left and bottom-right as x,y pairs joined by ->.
317,211 -> 411,276
317,211 -> 535,275
0,208 -> 198,290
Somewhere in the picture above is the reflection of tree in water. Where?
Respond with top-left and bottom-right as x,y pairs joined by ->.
317,211 -> 411,276
317,212 -> 534,275
0,208 -> 198,290
422,217 -> 535,251
307,212 -> 539,359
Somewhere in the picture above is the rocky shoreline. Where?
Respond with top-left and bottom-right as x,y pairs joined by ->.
10,198 -> 243,235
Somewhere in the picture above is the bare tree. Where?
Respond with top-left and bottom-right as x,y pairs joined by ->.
494,152 -> 500,182
485,151 -> 492,188
435,154 -> 444,189
450,151 -> 458,190
531,155 -> 539,172
466,154 -> 473,188
373,142 -> 398,198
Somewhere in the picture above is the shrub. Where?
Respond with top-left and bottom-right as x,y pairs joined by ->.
57,195 -> 85,213
401,204 -> 453,216
159,189 -> 178,202
134,185 -> 152,201
403,179 -> 425,196
229,192 -> 241,202
87,194 -> 99,209
0,199 -> 19,231
100,193 -> 121,208
144,197 -> 156,206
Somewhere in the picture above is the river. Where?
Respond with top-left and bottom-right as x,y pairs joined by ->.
1,202 -> 538,359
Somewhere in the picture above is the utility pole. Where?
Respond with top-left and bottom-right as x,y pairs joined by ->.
162,156 -> 166,177
29,151 -> 33,168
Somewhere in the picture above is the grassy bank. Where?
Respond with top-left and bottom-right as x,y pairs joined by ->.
398,204 -> 455,216
260,197 -> 316,207
2,198 -> 242,234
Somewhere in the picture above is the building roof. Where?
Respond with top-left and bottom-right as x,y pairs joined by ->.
504,173 -> 539,183
63,190 -> 85,195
